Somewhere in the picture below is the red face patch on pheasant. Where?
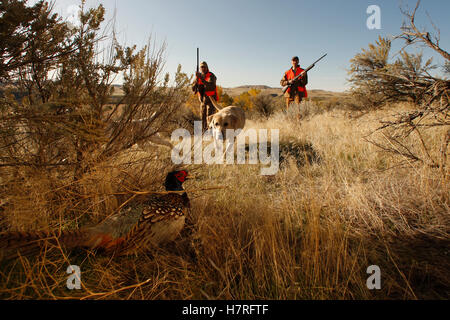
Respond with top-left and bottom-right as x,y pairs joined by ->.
174,170 -> 188,182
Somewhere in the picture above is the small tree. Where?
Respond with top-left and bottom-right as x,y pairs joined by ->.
233,88 -> 261,110
349,37 -> 438,109
0,0 -> 76,82
0,1 -> 191,180
251,94 -> 275,118
217,86 -> 234,107
351,1 -> 449,172
220,92 -> 233,107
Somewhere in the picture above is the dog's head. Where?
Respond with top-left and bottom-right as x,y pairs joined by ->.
208,113 -> 239,140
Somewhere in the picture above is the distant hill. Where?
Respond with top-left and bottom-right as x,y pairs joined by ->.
234,85 -> 273,90
223,86 -> 280,97
109,84 -> 348,104
222,85 -> 348,100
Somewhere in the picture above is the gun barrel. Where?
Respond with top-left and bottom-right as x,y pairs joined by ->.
196,48 -> 199,73
313,53 -> 327,65
303,54 -> 327,73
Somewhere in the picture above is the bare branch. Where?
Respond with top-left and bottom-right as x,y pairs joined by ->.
397,0 -> 450,61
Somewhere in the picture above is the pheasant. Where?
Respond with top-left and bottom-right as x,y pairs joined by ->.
0,170 -> 191,260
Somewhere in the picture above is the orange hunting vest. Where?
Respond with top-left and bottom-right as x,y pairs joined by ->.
285,67 -> 308,98
197,72 -> 219,102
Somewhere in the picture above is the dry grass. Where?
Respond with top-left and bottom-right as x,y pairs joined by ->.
0,102 -> 448,299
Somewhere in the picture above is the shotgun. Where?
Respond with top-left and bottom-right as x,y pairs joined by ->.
282,54 -> 327,94
193,48 -> 200,94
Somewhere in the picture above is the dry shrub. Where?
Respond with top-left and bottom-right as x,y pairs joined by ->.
348,1 -> 449,173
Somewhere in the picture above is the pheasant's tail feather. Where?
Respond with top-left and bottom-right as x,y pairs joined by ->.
0,229 -> 89,261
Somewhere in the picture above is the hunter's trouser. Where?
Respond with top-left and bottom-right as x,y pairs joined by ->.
200,96 -> 217,132
285,93 -> 303,110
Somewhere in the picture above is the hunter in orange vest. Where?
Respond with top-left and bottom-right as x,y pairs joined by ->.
192,61 -> 219,132
280,56 -> 308,111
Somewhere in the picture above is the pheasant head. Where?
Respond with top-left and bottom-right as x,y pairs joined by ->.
164,170 -> 191,191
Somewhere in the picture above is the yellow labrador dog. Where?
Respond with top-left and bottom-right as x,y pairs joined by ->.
207,98 -> 246,154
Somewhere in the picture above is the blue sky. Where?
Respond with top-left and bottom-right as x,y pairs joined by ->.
47,0 -> 450,91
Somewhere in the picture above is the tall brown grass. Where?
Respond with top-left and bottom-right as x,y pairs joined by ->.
0,102 -> 448,299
